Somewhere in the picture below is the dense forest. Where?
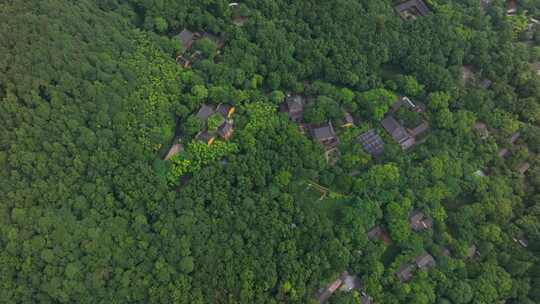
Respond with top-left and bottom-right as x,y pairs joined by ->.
1,0 -> 540,303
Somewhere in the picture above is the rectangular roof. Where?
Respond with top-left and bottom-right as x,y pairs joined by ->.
312,122 -> 337,141
381,116 -> 411,144
358,129 -> 384,156
415,253 -> 436,269
178,29 -> 196,50
395,0 -> 430,16
196,104 -> 215,120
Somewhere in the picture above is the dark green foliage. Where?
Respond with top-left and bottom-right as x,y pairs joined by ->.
1,0 -> 540,303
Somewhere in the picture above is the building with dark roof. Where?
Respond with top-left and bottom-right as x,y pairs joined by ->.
196,104 -> 216,121
217,103 -> 235,119
367,225 -> 392,245
498,148 -> 509,158
408,120 -> 429,137
381,116 -> 415,150
196,131 -> 216,145
507,0 -> 517,15
479,78 -> 492,89
358,129 -> 385,156
217,121 -> 234,140
396,263 -> 414,282
532,62 -> 540,76
284,95 -> 305,122
202,32 -> 226,50
415,253 -> 436,269
517,162 -> 531,175
509,132 -> 520,144
409,211 -> 433,231
467,245 -> 478,259
311,121 -> 339,149
360,292 -> 374,304
177,29 -> 199,51
473,122 -> 489,139
340,112 -> 355,128
395,0 -> 430,19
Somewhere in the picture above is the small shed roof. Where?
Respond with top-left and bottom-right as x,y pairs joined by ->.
517,162 -> 530,175
467,244 -> 477,258
532,62 -> 540,75
479,79 -> 492,89
473,122 -> 489,138
358,129 -> 385,156
410,211 -> 433,231
507,0 -> 517,14
341,112 -> 355,127
509,132 -> 520,144
367,226 -> 382,240
396,263 -> 414,282
415,253 -> 436,269
196,131 -> 216,145
339,273 -> 360,292
360,292 -> 374,304
498,148 -> 509,158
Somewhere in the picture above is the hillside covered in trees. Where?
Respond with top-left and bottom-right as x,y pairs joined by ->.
1,0 -> 540,303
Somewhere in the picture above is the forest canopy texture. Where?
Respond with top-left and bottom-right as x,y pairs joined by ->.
1,0 -> 540,303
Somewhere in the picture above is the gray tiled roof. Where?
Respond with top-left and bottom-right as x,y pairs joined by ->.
358,129 -> 384,156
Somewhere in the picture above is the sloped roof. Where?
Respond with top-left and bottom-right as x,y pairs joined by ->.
415,253 -> 436,269
381,116 -> 410,144
409,121 -> 429,137
396,263 -> 414,282
509,132 -> 520,144
178,29 -> 196,50
164,143 -> 183,160
196,104 -> 215,120
517,162 -> 530,174
367,226 -> 382,240
395,0 -> 430,16
218,121 -> 234,139
339,273 -> 360,292
358,129 -> 384,156
312,122 -> 337,141
217,104 -> 234,118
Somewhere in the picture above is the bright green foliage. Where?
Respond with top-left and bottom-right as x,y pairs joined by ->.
124,35 -> 182,152
243,101 -> 279,132
207,113 -> 225,131
2,0 -> 540,303
167,155 -> 191,185
358,88 -> 396,121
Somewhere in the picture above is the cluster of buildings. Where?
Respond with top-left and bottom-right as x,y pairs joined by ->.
472,125 -> 532,177
281,93 -> 430,164
175,29 -> 225,68
280,94 -> 355,164
195,104 -> 236,145
357,96 -> 429,157
316,271 -> 373,304
381,97 -> 429,150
